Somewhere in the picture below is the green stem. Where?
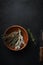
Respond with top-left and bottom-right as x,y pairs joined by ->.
27,29 -> 35,42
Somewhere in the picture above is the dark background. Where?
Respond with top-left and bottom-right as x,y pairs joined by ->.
0,0 -> 43,65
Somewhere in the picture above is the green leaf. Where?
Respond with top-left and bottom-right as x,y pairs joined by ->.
27,29 -> 35,42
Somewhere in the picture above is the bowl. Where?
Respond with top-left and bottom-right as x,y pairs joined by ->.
3,25 -> 29,51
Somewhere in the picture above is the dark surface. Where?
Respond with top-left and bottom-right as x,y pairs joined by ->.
0,0 -> 43,65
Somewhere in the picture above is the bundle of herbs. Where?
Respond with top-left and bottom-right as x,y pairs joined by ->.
1,29 -> 25,49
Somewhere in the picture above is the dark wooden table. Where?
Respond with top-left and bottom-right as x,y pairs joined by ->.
0,0 -> 43,65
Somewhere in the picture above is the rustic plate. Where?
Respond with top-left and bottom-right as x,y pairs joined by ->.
3,25 -> 29,51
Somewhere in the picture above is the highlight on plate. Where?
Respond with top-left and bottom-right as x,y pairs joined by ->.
2,29 -> 25,50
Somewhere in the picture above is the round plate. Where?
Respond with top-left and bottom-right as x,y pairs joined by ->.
3,25 -> 29,51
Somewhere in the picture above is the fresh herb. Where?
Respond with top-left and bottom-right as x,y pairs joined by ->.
27,29 -> 35,42
9,34 -> 19,47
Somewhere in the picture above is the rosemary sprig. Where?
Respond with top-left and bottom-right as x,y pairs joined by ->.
9,34 -> 19,47
27,29 -> 35,43
1,32 -> 19,47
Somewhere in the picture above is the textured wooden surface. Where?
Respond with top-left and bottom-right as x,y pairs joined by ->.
0,0 -> 43,65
